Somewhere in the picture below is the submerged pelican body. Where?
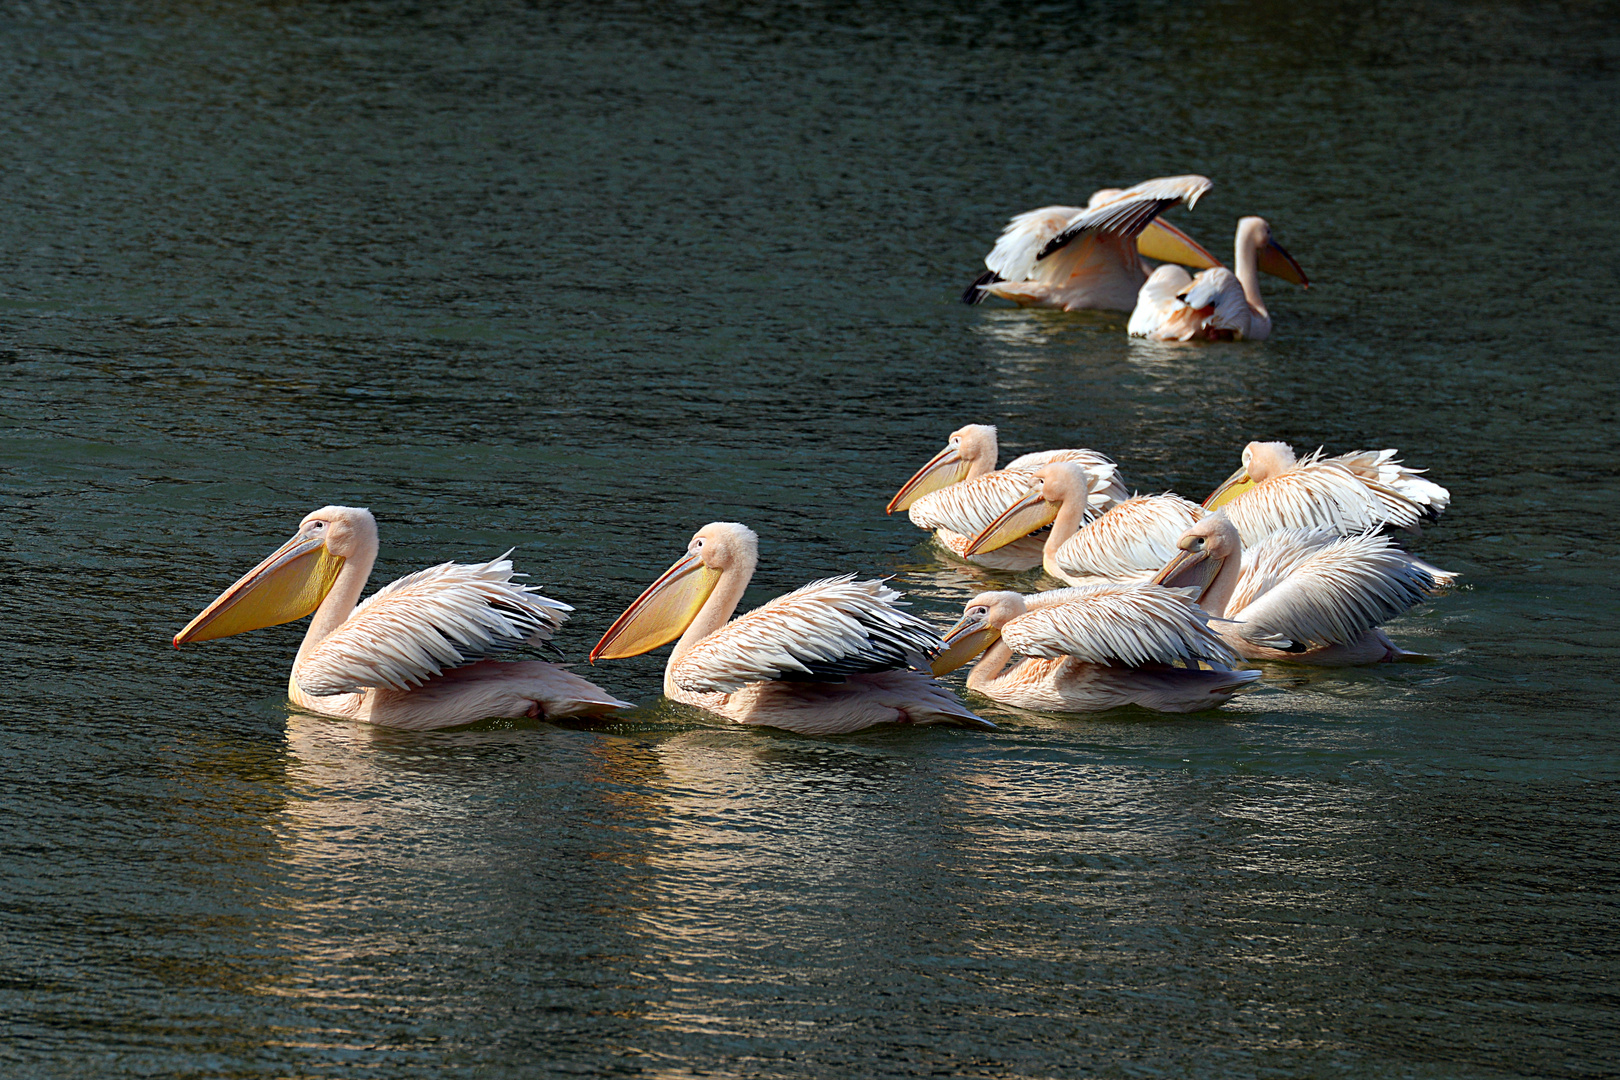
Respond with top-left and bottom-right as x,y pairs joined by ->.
590,522 -> 991,735
887,424 -> 1125,570
174,506 -> 631,730
934,586 -> 1260,713
1128,216 -> 1309,341
964,175 -> 1221,311
1152,513 -> 1455,665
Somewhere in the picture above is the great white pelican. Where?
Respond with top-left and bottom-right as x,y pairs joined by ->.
1151,514 -> 1456,665
1203,441 -> 1451,541
589,522 -> 991,734
173,506 -> 632,729
963,175 -> 1221,311
964,461 -> 1206,586
886,423 -> 1126,570
932,586 -> 1260,713
1128,216 -> 1309,341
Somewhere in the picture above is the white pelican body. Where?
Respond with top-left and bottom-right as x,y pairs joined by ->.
934,587 -> 1260,713
590,523 -> 990,735
1129,216 -> 1309,341
964,176 -> 1221,311
965,461 -> 1206,586
1152,514 -> 1456,665
174,507 -> 632,730
1205,441 -> 1450,543
887,424 -> 1126,570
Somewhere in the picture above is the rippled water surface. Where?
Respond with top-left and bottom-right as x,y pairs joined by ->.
2,1 -> 1617,1076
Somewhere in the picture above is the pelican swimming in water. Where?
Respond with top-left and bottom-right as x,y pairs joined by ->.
589,522 -> 991,734
1151,514 -> 1455,665
964,461 -> 1206,586
933,586 -> 1261,712
173,506 -> 632,730
963,175 -> 1221,311
1204,441 -> 1450,543
1128,216 -> 1309,341
887,423 -> 1126,570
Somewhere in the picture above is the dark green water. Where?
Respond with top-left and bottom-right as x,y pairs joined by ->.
2,1 -> 1616,1076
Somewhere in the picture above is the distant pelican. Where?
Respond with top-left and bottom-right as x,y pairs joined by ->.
1152,514 -> 1455,664
964,461 -> 1205,586
1128,216 -> 1309,341
174,506 -> 632,730
963,175 -> 1220,311
589,522 -> 991,734
887,423 -> 1125,570
933,586 -> 1260,712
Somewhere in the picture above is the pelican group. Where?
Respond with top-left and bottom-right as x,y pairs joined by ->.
589,522 -> 991,734
174,506 -> 632,730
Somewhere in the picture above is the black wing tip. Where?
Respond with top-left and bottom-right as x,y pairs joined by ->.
961,270 -> 1002,305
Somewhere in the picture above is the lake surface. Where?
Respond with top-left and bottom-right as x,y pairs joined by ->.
1,1 -> 1616,1076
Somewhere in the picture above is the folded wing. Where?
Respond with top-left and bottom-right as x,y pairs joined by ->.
1003,584 -> 1242,668
672,576 -> 943,694
1227,530 -> 1449,650
296,553 -> 572,696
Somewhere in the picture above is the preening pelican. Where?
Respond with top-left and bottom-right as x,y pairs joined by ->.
1204,441 -> 1450,542
1151,514 -> 1456,665
963,175 -> 1220,311
965,461 -> 1206,586
1128,216 -> 1309,341
933,587 -> 1260,713
887,423 -> 1126,570
173,506 -> 632,730
589,522 -> 991,734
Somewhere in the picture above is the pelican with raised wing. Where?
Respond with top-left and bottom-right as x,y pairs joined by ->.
933,586 -> 1261,712
886,423 -> 1126,570
173,506 -> 632,729
965,461 -> 1206,586
1151,514 -> 1455,664
1205,440 -> 1450,528
589,522 -> 991,734
963,175 -> 1221,310
1128,216 -> 1309,341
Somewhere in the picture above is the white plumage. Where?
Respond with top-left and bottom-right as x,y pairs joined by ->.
1128,216 -> 1308,341
1045,494 -> 1207,585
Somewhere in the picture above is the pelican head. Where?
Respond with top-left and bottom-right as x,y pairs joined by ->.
1203,440 -> 1298,508
173,506 -> 373,646
1149,514 -> 1240,602
932,590 -> 1030,675
964,460 -> 1097,556
886,424 -> 999,514
1239,216 -> 1310,287
589,522 -> 756,661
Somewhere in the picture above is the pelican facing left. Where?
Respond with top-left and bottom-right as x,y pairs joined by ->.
589,522 -> 991,734
174,506 -> 632,730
